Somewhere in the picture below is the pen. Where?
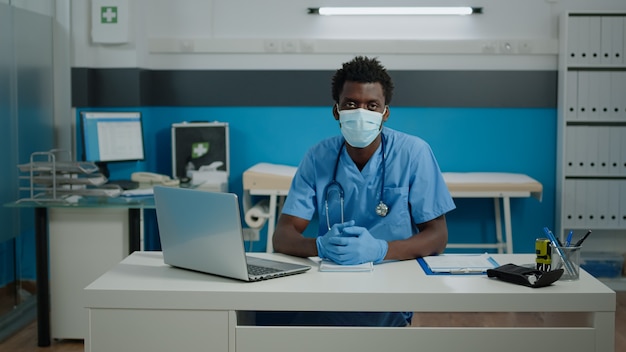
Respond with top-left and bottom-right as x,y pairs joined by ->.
543,227 -> 576,277
574,230 -> 592,247
565,230 -> 574,247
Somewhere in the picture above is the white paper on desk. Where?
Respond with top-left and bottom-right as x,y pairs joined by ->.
319,260 -> 373,272
422,254 -> 497,273
121,187 -> 154,197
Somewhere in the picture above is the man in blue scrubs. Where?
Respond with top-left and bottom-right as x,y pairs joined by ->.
268,56 -> 456,327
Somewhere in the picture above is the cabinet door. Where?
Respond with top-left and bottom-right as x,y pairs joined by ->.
87,309 -> 229,352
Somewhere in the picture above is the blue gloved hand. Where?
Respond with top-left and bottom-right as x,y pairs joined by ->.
325,226 -> 388,265
316,220 -> 355,259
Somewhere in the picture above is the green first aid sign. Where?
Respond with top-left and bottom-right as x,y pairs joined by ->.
192,142 -> 210,159
101,7 -> 118,24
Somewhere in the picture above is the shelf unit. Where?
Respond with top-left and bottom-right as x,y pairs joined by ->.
17,149 -> 123,202
556,12 -> 626,287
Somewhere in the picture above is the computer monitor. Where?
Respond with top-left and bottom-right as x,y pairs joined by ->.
80,111 -> 145,178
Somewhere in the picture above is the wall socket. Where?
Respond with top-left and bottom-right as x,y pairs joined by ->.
242,228 -> 260,242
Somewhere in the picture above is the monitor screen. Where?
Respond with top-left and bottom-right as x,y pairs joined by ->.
80,111 -> 145,163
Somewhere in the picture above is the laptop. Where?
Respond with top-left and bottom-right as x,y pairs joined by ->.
153,186 -> 311,282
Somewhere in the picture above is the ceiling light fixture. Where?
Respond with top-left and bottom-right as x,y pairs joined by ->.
307,7 -> 483,16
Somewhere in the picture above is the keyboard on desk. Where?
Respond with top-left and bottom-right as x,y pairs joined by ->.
247,264 -> 282,276
107,180 -> 139,190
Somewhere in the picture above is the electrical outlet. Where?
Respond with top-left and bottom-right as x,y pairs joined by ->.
499,41 -> 514,54
263,40 -> 279,52
517,41 -> 532,54
242,228 -> 260,241
282,40 -> 298,53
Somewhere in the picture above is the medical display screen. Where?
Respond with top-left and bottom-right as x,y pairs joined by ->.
80,112 -> 145,163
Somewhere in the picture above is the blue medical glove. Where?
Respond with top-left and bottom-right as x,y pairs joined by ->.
326,226 -> 388,265
316,220 -> 355,259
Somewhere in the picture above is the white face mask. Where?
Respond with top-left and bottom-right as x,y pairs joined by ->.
338,107 -> 384,148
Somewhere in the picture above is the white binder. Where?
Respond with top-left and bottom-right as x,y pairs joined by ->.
572,126 -> 586,176
578,16 -> 591,65
566,71 -> 578,121
609,72 -> 622,122
567,16 -> 582,65
589,16 -> 602,65
620,181 -> 626,228
601,16 -> 614,65
621,127 -> 626,176
574,180 -> 587,228
598,71 -> 611,121
597,127 -> 610,175
584,126 -> 599,176
609,17 -> 624,66
564,126 -> 576,175
588,72 -> 601,121
619,72 -> 626,121
585,180 -> 598,228
604,180 -> 619,229
608,127 -> 622,176
563,180 -> 576,228
577,71 -> 590,121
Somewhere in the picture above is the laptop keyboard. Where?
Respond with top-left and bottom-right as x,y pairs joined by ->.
247,264 -> 282,276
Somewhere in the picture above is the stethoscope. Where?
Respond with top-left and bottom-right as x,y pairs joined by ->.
324,134 -> 388,230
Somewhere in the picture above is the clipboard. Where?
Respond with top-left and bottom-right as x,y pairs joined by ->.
418,254 -> 499,275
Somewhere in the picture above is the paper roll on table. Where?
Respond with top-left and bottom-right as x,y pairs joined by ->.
244,200 -> 270,228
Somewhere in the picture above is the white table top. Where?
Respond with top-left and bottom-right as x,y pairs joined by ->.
84,252 -> 614,313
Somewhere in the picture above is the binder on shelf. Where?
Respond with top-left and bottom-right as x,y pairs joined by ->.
574,180 -> 587,228
584,126 -> 598,176
578,16 -> 591,65
572,126 -> 586,176
567,16 -> 582,65
587,72 -> 601,121
616,72 -> 626,122
585,180 -> 598,228
601,180 -> 618,229
621,127 -> 626,175
608,16 -> 624,66
577,71 -> 590,121
562,180 -> 576,228
598,72 -> 611,121
597,127 -> 610,175
601,16 -> 614,65
588,16 -> 602,65
608,128 -> 621,176
620,181 -> 626,228
610,72 -> 624,122
566,71 -> 578,121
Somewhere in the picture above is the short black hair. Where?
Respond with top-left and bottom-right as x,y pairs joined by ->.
331,56 -> 394,104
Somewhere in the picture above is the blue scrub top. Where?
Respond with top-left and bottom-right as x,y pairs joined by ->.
282,127 -> 456,239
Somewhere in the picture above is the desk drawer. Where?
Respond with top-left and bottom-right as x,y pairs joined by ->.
86,309 -> 228,352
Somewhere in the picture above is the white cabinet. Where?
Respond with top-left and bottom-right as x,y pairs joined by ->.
49,208 -> 130,340
556,13 -> 626,237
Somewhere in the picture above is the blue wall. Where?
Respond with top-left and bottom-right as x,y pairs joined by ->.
77,106 -> 557,254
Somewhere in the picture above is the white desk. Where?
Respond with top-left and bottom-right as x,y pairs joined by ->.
84,252 -> 614,352
242,164 -> 543,253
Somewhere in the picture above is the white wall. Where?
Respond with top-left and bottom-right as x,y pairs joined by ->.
71,0 -> 626,70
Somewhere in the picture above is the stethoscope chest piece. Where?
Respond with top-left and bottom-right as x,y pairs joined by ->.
375,201 -> 389,217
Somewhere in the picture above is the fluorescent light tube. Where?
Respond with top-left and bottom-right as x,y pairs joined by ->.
308,7 -> 482,16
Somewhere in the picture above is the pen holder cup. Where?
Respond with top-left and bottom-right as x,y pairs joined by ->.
551,245 -> 581,281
